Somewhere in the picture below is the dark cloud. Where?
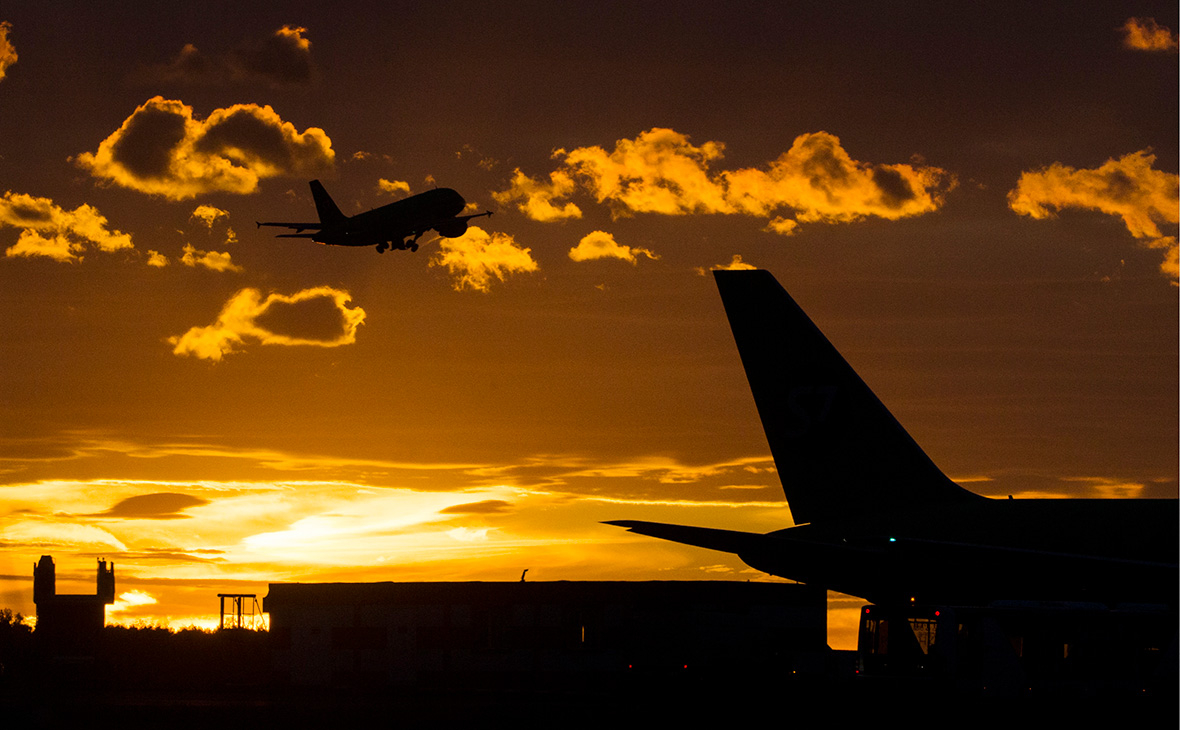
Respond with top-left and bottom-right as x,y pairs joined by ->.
109,102 -> 189,179
229,26 -> 315,86
871,166 -> 917,207
135,26 -> 315,87
253,294 -> 348,342
195,106 -> 319,172
97,493 -> 208,519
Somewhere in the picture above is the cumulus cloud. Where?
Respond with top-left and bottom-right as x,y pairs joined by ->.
138,26 -> 316,86
1008,150 -> 1179,281
1121,17 -> 1178,52
568,230 -> 658,264
170,286 -> 366,361
378,178 -> 411,197
492,168 -> 583,221
190,204 -> 229,227
146,250 -> 169,267
713,254 -> 758,270
181,243 -> 243,272
75,96 -> 334,199
1,191 -> 133,262
430,226 -> 539,292
496,128 -> 951,232
0,21 -> 16,82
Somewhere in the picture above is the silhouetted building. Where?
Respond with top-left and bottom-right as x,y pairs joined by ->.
33,555 -> 115,654
264,580 -> 826,687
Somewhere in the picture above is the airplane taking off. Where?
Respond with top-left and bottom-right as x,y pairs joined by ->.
257,180 -> 492,253
608,270 -> 1178,609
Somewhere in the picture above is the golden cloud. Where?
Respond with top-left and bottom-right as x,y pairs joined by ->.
562,129 -> 731,215
721,132 -> 950,222
568,230 -> 658,264
170,286 -> 365,361
180,243 -> 242,272
1121,17 -> 1178,52
75,97 -> 334,199
378,178 -> 411,197
713,254 -> 757,271
1008,150 -> 1180,281
430,225 -> 539,292
492,168 -> 583,221
146,250 -> 169,267
1,191 -> 133,262
190,204 -> 229,228
497,128 -> 951,230
0,21 -> 16,82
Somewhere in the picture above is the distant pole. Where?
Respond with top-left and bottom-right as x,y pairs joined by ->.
520,569 -> 528,582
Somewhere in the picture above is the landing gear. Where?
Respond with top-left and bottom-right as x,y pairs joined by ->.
376,241 -> 387,254
410,242 -> 419,253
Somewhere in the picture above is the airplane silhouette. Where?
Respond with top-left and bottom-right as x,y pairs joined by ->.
257,180 -> 492,253
608,270 -> 1178,608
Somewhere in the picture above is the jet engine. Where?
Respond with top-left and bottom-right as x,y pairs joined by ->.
436,220 -> 468,238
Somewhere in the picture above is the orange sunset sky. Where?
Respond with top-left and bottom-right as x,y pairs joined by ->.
0,3 -> 1176,647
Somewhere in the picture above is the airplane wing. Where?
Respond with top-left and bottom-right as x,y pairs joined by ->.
256,221 -> 324,232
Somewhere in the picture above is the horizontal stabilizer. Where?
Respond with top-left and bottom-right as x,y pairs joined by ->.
257,221 -> 323,231
604,520 -> 772,554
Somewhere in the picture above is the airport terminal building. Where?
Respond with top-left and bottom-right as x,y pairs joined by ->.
264,580 -> 827,687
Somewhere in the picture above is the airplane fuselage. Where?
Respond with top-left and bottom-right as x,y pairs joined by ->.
313,188 -> 467,247
750,498 -> 1178,607
258,181 -> 492,253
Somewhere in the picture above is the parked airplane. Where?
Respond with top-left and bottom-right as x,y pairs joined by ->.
608,270 -> 1178,609
257,180 -> 492,253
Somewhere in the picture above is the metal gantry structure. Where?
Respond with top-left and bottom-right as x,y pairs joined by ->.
217,593 -> 265,631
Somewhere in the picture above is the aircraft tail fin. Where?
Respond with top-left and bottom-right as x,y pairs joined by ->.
309,180 -> 347,227
713,269 -> 980,525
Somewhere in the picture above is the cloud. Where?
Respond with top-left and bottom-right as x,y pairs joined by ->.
0,21 -> 15,83
568,230 -> 658,264
713,254 -> 758,271
492,168 -> 583,221
96,493 -> 209,520
497,128 -> 951,231
180,243 -> 243,272
765,216 -> 799,236
0,522 -> 127,551
169,286 -> 366,361
228,25 -> 315,86
1121,17 -> 1178,52
430,226 -> 539,292
108,590 -> 158,614
440,500 -> 513,515
190,205 -> 229,228
1,191 -> 133,262
138,26 -> 316,86
1008,150 -> 1180,281
378,178 -> 411,197
146,250 -> 169,267
75,96 -> 334,199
